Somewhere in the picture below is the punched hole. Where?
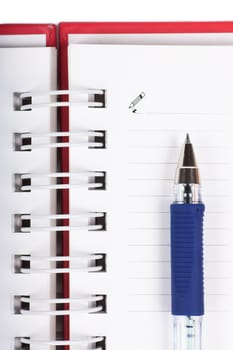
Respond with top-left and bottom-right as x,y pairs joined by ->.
13,92 -> 32,111
14,255 -> 30,274
14,337 -> 30,350
89,213 -> 106,231
89,171 -> 106,190
14,174 -> 31,192
13,133 -> 31,152
89,130 -> 106,149
96,337 -> 106,350
14,295 -> 30,314
91,253 -> 107,273
14,214 -> 31,233
94,294 -> 107,313
89,90 -> 106,108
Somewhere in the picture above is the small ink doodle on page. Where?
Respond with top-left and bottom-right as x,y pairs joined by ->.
128,92 -> 145,113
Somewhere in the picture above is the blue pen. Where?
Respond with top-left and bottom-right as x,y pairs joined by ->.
171,134 -> 205,350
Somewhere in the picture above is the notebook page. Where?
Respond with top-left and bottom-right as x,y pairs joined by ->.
0,47 -> 57,348
68,44 -> 233,350
0,34 -> 46,47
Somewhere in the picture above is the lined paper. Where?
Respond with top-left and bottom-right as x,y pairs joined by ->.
68,44 -> 233,350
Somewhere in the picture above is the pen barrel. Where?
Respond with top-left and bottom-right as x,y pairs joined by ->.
170,203 -> 205,316
173,315 -> 203,350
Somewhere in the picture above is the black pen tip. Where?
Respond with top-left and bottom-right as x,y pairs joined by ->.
185,133 -> 191,144
175,133 -> 200,184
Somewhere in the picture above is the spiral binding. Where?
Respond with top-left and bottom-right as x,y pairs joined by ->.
14,295 -> 106,315
14,88 -> 106,110
14,171 -> 106,191
14,254 -> 106,273
15,336 -> 104,349
13,87 -> 107,347
14,212 -> 106,233
14,130 -> 106,151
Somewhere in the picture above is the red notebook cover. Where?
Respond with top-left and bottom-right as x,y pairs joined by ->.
58,21 -> 233,345
0,23 -> 56,46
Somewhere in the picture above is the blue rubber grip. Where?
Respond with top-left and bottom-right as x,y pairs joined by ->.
170,203 -> 205,316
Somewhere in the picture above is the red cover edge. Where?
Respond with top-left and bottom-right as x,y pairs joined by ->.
0,23 -> 57,47
58,21 -> 233,345
59,21 -> 233,37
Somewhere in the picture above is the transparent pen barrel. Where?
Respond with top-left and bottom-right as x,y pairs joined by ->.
173,316 -> 202,350
174,183 -> 201,203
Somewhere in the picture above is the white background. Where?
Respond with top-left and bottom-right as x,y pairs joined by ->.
0,0 -> 233,23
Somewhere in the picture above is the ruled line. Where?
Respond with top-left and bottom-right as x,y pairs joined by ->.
128,227 -> 230,231
128,293 -> 229,296
128,244 -> 228,247
128,277 -> 230,280
127,211 -> 226,214
128,145 -> 228,149
128,194 -> 229,198
128,162 -> 229,165
128,129 -> 225,133
127,309 -> 229,313
134,112 -> 232,117
128,178 -> 229,182
128,211 -> 170,214
128,260 -> 231,263
128,194 -> 173,198
128,310 -> 170,313
128,178 -> 174,181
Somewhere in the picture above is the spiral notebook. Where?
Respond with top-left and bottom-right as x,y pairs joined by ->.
1,22 -> 233,350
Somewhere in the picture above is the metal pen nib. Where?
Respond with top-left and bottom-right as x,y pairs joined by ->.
174,134 -> 201,203
175,133 -> 200,185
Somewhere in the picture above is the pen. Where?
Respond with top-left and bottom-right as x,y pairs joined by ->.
170,134 -> 205,350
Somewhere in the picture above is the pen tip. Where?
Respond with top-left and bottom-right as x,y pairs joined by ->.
185,133 -> 191,144
175,133 -> 200,184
